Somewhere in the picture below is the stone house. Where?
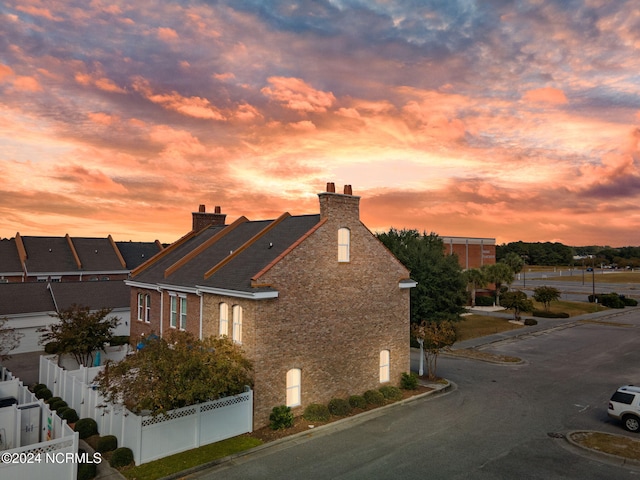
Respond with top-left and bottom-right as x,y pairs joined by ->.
127,184 -> 415,428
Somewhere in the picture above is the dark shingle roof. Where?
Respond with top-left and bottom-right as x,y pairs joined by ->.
72,238 -> 125,271
22,236 -> 78,273
49,281 -> 130,311
133,215 -> 321,293
116,241 -> 164,269
0,282 -> 55,315
0,238 -> 22,274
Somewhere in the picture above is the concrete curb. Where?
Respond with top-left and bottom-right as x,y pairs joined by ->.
563,430 -> 640,469
161,381 -> 452,480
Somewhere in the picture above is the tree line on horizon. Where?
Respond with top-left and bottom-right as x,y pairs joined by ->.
497,242 -> 640,268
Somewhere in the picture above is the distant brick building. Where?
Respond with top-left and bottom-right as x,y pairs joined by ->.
128,184 -> 415,428
441,236 -> 496,270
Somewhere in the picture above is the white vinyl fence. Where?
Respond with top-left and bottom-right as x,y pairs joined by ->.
39,355 -> 253,465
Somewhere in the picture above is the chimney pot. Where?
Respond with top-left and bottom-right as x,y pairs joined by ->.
214,205 -> 221,214
326,182 -> 335,193
344,185 -> 352,195
198,204 -> 206,212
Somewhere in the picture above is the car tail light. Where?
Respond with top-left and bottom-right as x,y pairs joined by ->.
609,402 -> 614,410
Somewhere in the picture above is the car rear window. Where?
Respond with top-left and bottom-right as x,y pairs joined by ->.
611,391 -> 635,404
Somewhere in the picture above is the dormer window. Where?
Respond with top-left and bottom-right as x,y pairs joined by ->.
338,228 -> 350,262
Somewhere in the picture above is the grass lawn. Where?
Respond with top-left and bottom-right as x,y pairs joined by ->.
455,314 -> 523,342
120,435 -> 262,480
530,299 -> 607,316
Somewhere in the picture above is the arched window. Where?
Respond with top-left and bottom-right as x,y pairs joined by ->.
338,228 -> 350,262
232,305 -> 243,344
380,350 -> 390,383
286,368 -> 301,407
219,303 -> 229,336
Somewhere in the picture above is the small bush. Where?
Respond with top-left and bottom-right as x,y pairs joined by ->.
622,296 -> 638,307
349,395 -> 367,410
46,396 -> 62,405
328,398 -> 352,416
269,405 -> 294,430
77,449 -> 97,480
109,336 -> 130,346
379,386 -> 403,401
56,406 -> 69,417
97,434 -> 118,453
524,318 -> 538,326
75,418 -> 99,439
50,399 -> 68,411
36,388 -> 52,401
62,408 -> 79,424
363,389 -> 385,406
109,447 -> 134,469
303,403 -> 330,422
32,383 -> 48,394
400,372 -> 418,390
474,295 -> 495,307
532,310 -> 569,318
589,293 -> 626,308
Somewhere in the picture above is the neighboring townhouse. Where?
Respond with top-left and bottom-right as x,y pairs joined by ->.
128,184 -> 416,428
0,280 -> 131,354
0,234 -> 163,283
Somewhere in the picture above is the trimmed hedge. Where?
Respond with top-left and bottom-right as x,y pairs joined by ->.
77,449 -> 97,480
589,293 -> 626,308
349,395 -> 367,410
363,389 -> 385,406
400,372 -> 418,390
74,418 -> 99,439
474,295 -> 495,307
303,403 -> 330,422
110,447 -> 134,469
379,386 -> 403,401
269,405 -> 294,430
50,400 -> 68,412
328,398 -> 352,416
35,388 -> 52,401
61,408 -> 79,424
32,383 -> 48,394
524,318 -> 538,326
532,310 -> 570,318
97,435 -> 118,453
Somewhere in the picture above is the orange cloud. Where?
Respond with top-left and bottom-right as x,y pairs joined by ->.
261,77 -> 336,113
523,87 -> 568,104
157,27 -> 178,41
75,72 -> 125,93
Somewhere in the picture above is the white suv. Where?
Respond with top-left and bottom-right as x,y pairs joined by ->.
608,385 -> 640,432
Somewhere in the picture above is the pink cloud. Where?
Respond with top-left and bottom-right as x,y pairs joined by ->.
523,87 -> 568,104
261,77 -> 336,113
157,27 -> 179,41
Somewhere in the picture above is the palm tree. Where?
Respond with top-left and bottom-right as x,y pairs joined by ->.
482,263 -> 514,306
463,268 -> 488,307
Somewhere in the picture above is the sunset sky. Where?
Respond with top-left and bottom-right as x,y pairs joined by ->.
2,1 -> 639,247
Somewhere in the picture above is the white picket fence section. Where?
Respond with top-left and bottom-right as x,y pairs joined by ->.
39,355 -> 253,465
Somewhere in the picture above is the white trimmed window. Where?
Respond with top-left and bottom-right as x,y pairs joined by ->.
380,350 -> 390,383
138,293 -> 145,321
144,294 -> 151,323
232,305 -> 243,344
338,228 -> 350,262
170,294 -> 187,329
219,303 -> 229,336
286,368 -> 301,407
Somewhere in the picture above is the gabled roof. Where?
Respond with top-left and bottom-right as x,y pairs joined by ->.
131,214 -> 322,294
0,282 -> 55,315
71,237 -> 125,271
0,238 -> 22,274
116,241 -> 164,269
21,236 -> 79,273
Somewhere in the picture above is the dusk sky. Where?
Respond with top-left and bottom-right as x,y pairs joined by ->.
2,1 -> 639,247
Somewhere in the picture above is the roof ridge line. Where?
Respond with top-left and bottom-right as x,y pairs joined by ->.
251,217 -> 327,283
131,229 -> 201,277
109,234 -> 127,268
203,212 -> 291,280
164,216 -> 249,279
66,234 -> 82,269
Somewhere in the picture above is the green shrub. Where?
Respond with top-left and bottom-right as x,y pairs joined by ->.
589,293 -> 626,308
622,296 -> 638,307
74,418 -> 99,439
109,447 -> 134,469
50,399 -> 68,411
97,435 -> 118,453
32,383 -> 48,394
269,405 -> 294,430
328,398 -> 352,416
56,406 -> 69,417
532,310 -> 570,318
400,372 -> 418,390
303,403 -> 330,422
109,336 -> 130,346
349,395 -> 367,410
46,396 -> 63,405
36,388 -> 53,401
363,389 -> 385,406
62,408 -> 79,424
77,449 -> 97,480
379,385 -> 403,401
524,318 -> 538,326
474,295 -> 495,306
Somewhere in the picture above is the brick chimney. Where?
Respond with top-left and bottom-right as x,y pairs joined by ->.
192,205 -> 227,231
318,183 -> 360,220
